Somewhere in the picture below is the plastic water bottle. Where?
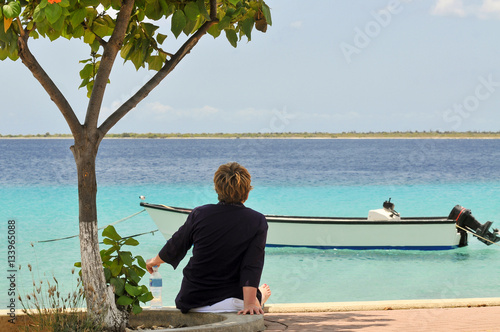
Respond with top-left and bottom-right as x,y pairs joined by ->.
149,266 -> 163,309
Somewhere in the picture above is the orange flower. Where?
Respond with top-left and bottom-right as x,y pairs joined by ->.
48,0 -> 62,3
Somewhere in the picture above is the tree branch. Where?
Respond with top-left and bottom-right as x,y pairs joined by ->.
82,21 -> 108,48
17,34 -> 82,139
84,0 -> 135,134
210,0 -> 217,20
99,20 -> 216,136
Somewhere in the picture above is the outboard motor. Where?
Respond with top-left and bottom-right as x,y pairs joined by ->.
449,205 -> 500,247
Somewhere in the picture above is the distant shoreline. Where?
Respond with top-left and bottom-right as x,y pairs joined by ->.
2,132 -> 500,139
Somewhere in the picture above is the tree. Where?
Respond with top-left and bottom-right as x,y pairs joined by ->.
0,0 -> 271,330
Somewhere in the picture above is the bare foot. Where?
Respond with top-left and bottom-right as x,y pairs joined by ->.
259,284 -> 271,306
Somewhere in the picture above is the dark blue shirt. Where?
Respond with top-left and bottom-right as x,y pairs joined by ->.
158,202 -> 268,313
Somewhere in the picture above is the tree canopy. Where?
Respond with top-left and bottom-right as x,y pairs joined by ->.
1,0 -> 271,96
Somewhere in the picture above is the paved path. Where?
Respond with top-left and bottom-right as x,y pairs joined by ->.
263,306 -> 500,331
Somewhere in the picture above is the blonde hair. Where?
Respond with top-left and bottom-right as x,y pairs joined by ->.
214,162 -> 253,204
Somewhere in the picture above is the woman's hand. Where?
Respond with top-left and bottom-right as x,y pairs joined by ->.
146,255 -> 165,274
238,303 -> 264,315
239,286 -> 263,315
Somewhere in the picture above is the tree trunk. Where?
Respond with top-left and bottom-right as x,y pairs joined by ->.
72,133 -> 128,331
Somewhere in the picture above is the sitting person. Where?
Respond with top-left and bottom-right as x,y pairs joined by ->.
146,162 -> 271,314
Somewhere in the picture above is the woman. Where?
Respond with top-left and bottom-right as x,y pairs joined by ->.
146,162 -> 271,314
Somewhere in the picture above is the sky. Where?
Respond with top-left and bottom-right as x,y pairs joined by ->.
2,0 -> 500,135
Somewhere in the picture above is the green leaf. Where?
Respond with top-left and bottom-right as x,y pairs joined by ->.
2,1 -> 21,19
38,0 -> 48,9
110,277 -> 125,295
207,23 -> 221,38
78,77 -> 89,89
45,4 -> 63,25
123,237 -> 140,246
93,17 -> 111,37
109,259 -> 123,277
70,8 -> 86,28
80,0 -> 100,6
138,291 -> 153,303
85,7 -> 97,27
136,255 -> 147,269
72,24 -> 84,38
119,251 -> 134,266
156,33 -> 167,45
101,0 -> 111,9
171,9 -> 186,38
111,0 -> 121,10
34,19 -> 45,35
51,14 -> 66,32
102,225 -> 122,241
47,29 -> 61,42
125,283 -> 143,296
184,2 -> 199,21
132,264 -> 146,278
196,0 -> 210,20
218,16 -> 231,31
144,0 -> 163,20
90,38 -> 100,52
127,266 -> 140,284
129,43 -> 147,70
225,29 -> 237,48
79,63 -> 93,79
58,0 -> 70,8
120,41 -> 133,61
116,295 -> 134,306
262,3 -> 272,25
86,80 -> 93,97
102,254 -> 112,264
33,6 -> 46,23
140,22 -> 158,38
103,238 -> 115,246
74,261 -> 81,267
29,29 -> 39,39
240,17 -> 253,40
103,267 -> 112,282
183,18 -> 197,35
132,304 -> 143,315
101,246 -> 117,258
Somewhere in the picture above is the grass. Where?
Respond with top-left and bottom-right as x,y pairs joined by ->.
17,264 -> 104,332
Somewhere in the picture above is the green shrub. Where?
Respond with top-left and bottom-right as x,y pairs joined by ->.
75,225 -> 153,315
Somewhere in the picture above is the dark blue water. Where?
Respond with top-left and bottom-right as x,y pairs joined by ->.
2,138 -> 500,308
3,138 -> 500,187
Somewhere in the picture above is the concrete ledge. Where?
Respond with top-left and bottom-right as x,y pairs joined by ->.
0,308 -> 265,332
129,308 -> 265,331
264,297 -> 500,313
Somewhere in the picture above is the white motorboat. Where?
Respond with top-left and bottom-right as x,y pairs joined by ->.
140,200 -> 500,250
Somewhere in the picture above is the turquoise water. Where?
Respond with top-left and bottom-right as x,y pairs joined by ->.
2,139 -> 500,309
3,182 -> 500,309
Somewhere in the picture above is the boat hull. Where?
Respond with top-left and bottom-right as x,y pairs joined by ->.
141,203 -> 461,250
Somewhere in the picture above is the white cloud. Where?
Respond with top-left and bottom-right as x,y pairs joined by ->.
478,0 -> 500,18
431,0 -> 467,17
431,0 -> 500,19
290,21 -> 303,29
147,103 -> 220,120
